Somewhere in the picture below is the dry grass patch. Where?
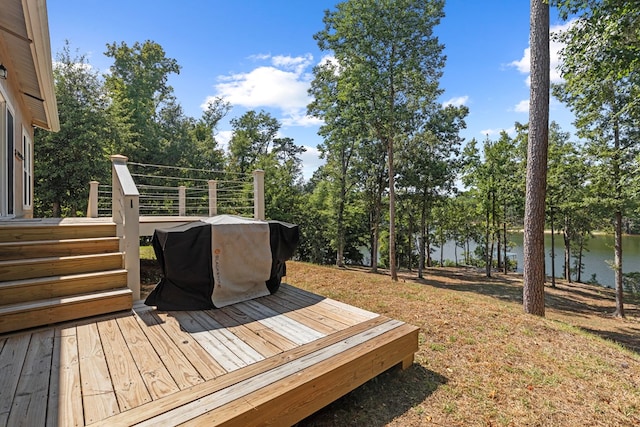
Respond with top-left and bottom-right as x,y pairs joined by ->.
138,251 -> 640,426
287,262 -> 640,427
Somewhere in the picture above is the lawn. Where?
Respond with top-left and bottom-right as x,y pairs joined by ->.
139,250 -> 640,426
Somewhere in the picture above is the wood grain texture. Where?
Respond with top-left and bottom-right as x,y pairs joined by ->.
46,326 -> 83,427
1,285 -> 418,427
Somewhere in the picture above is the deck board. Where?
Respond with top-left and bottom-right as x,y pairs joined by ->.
9,329 -> 53,427
46,326 -> 83,427
131,311 -> 205,389
115,315 -> 180,400
0,283 -> 418,426
0,334 -> 32,426
235,299 -> 326,345
97,318 -> 151,411
77,322 -> 120,424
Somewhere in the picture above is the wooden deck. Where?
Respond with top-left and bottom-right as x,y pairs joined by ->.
0,283 -> 418,426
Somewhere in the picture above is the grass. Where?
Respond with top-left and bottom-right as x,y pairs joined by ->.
283,262 -> 640,427
138,250 -> 640,426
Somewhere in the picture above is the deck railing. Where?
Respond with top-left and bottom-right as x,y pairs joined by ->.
88,155 -> 266,300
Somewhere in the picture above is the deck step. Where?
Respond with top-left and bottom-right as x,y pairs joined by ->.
0,221 -> 116,242
0,252 -> 123,281
0,219 -> 133,334
0,237 -> 120,260
0,288 -> 133,334
0,269 -> 128,305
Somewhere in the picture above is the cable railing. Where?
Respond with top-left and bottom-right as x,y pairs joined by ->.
88,160 -> 265,220
87,155 -> 266,300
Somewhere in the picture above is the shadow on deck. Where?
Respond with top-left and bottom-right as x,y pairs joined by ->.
0,283 -> 418,426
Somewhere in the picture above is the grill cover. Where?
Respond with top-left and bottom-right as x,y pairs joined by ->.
145,215 -> 299,310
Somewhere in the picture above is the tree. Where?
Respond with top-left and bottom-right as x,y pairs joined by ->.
354,138 -> 388,272
312,0 -> 446,281
461,132 -> 522,277
104,40 -> 180,162
523,0 -> 549,316
553,0 -> 640,317
35,42 -> 110,217
308,60 -> 363,267
546,122 -> 571,286
227,110 -> 280,174
189,98 -> 231,171
397,105 -> 468,277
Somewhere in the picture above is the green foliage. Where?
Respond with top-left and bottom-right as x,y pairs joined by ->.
623,272 -> 640,294
460,131 -> 523,275
104,40 -> 181,162
227,110 -> 280,174
34,42 -> 110,217
552,0 -> 640,314
310,0 -> 448,273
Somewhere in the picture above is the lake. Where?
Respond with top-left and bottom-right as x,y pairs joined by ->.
437,232 -> 640,288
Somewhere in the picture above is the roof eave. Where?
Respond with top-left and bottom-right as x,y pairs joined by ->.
23,0 -> 59,132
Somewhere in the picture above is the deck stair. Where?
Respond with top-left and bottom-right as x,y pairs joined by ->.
0,219 -> 132,334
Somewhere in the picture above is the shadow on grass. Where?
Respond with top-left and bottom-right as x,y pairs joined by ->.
405,267 -> 640,355
296,364 -> 447,427
579,326 -> 640,353
410,268 -> 621,317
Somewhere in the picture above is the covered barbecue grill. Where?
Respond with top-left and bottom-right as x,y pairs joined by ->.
145,215 -> 299,310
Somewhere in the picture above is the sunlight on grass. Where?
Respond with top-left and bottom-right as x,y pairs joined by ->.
140,245 -> 155,260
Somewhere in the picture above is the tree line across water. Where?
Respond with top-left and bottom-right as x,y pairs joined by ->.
35,0 -> 640,317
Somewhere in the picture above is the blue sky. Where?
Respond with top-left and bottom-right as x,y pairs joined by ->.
47,0 -> 575,180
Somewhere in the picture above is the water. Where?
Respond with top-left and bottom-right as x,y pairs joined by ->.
437,233 -> 640,288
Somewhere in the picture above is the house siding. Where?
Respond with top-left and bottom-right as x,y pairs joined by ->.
0,68 -> 36,219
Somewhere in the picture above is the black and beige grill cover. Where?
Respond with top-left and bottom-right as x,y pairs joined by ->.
145,215 -> 299,310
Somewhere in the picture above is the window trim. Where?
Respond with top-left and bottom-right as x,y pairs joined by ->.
22,128 -> 32,210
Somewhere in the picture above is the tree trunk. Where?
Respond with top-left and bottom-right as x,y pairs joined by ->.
418,235 -> 424,278
523,0 -> 549,316
454,243 -> 458,266
408,210 -> 414,272
613,212 -> 625,317
494,192 -> 501,271
576,235 -> 583,283
370,209 -> 380,273
612,115 -> 625,317
426,222 -> 432,268
485,200 -> 491,278
52,201 -> 61,218
336,191 -> 345,267
418,200 -> 426,278
466,237 -> 470,265
388,137 -> 398,281
369,183 -> 383,273
563,215 -> 572,282
503,201 -> 508,274
550,208 -> 556,287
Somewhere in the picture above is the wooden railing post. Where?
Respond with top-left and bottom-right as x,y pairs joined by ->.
110,154 -> 141,301
179,185 -> 186,216
87,180 -> 99,218
253,170 -> 265,220
208,180 -> 217,217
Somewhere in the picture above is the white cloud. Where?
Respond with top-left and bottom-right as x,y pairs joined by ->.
248,53 -> 272,61
202,53 -> 319,128
53,61 -> 94,73
272,53 -> 313,74
509,20 -> 576,86
282,112 -> 324,127
480,127 -> 516,137
443,95 -> 469,107
216,130 -> 233,152
319,54 -> 337,67
211,66 -> 311,111
300,145 -> 324,180
514,99 -> 529,113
